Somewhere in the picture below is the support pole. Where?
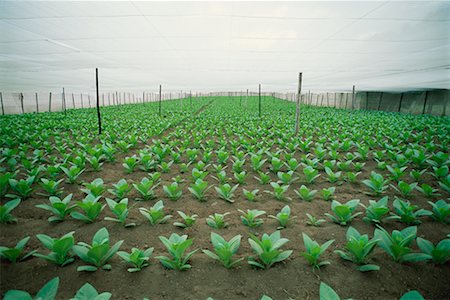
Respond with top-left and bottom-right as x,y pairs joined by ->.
351,85 -> 356,110
0,92 -> 4,115
398,92 -> 404,112
20,93 -> 24,114
72,93 -> 75,109
49,92 -> 52,112
81,93 -> 84,109
62,88 -> 66,115
366,92 -> 369,110
258,84 -> 261,117
88,95 -> 91,108
96,68 -> 102,134
345,93 -> 349,109
35,92 -> 39,113
295,72 -> 302,135
159,84 -> 162,116
422,91 -> 429,115
377,92 -> 383,111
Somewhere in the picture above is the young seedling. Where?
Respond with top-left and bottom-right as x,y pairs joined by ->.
139,200 -> 172,225
250,154 -> 267,172
321,187 -> 335,201
117,247 -> 154,272
391,181 -> 417,198
234,171 -> 247,184
303,166 -> 320,183
73,227 -> 124,271
108,179 -> 132,199
360,196 -> 393,225
325,167 -> 342,183
345,171 -> 360,183
254,171 -> 271,185
416,184 -> 440,198
319,282 -> 344,300
192,167 -> 208,182
410,169 -> 426,182
173,211 -> 198,228
188,179 -> 211,202
3,277 -> 59,300
215,183 -> 239,203
277,171 -> 297,185
122,155 -> 139,173
7,176 -> 35,199
270,157 -> 284,173
70,194 -> 105,223
362,171 -> 389,196
416,237 -> 450,264
104,198 -> 136,227
0,198 -> 20,224
133,177 -> 158,201
242,188 -> 259,201
38,178 -> 64,197
86,155 -> 104,172
60,166 -> 84,184
206,212 -> 230,229
238,209 -> 266,228
266,182 -> 290,201
0,236 -> 36,263
400,291 -> 425,300
269,205 -> 296,229
36,194 -> 76,223
387,165 -> 407,181
295,185 -> 317,202
203,232 -> 244,268
81,178 -> 106,197
325,199 -> 362,226
248,231 -> 292,269
163,182 -> 183,201
300,233 -> 334,269
390,198 -> 431,225
305,213 -> 326,227
34,231 -> 75,266
72,282 -> 112,300
428,199 -> 449,224
334,227 -> 380,272
155,233 -> 199,270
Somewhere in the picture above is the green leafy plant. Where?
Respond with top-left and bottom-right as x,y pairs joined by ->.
416,184 -> 440,198
155,233 -> 199,270
202,232 -> 243,268
238,209 -> 265,228
34,231 -> 75,266
325,199 -> 362,225
73,227 -> 124,271
122,155 -> 138,173
345,171 -> 360,183
36,194 -> 76,223
319,282 -> 346,300
104,198 -> 136,227
334,227 -> 380,272
0,198 -> 20,224
360,196 -> 393,224
303,166 -> 320,183
70,194 -> 105,223
215,183 -> 239,203
38,178 -> 64,197
173,211 -> 198,228
247,231 -> 293,269
387,165 -> 407,181
390,198 -> 431,225
295,185 -> 317,202
277,171 -> 297,185
117,247 -> 154,272
270,157 -> 284,173
163,182 -> 183,201
269,205 -> 296,229
206,212 -> 230,229
188,179 -> 211,201
3,277 -> 59,300
391,181 -> 417,198
325,167 -> 342,183
250,154 -> 267,172
266,182 -> 290,201
362,171 -> 389,196
139,200 -> 172,225
321,187 -> 335,201
81,178 -> 106,197
399,290 -> 425,300
108,179 -> 132,199
242,188 -> 259,201
71,282 -> 112,300
133,177 -> 158,201
305,213 -> 326,227
428,199 -> 449,224
254,171 -> 271,185
7,176 -> 35,199
60,166 -> 84,184
0,236 -> 36,263
416,237 -> 449,264
300,233 -> 334,269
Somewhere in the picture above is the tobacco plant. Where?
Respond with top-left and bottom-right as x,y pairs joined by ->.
81,178 -> 106,197
202,232 -> 243,268
390,199 -> 431,225
188,179 -> 211,201
0,198 -> 20,224
155,233 -> 198,270
34,232 -> 75,266
139,200 -> 172,225
206,212 -> 230,229
239,209 -> 265,228
104,198 -> 136,227
108,179 -> 132,199
163,182 -> 183,200
70,194 -> 105,223
0,236 -> 36,263
117,247 -> 154,272
269,205 -> 296,229
416,237 -> 450,264
215,183 -> 239,203
428,199 -> 449,224
325,199 -> 362,226
36,194 -> 76,223
173,211 -> 198,228
248,231 -> 293,269
133,177 -> 158,201
295,185 -> 317,202
3,277 -> 59,300
300,233 -> 334,269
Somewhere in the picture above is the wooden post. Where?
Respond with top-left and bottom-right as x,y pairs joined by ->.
366,92 -> 369,110
0,92 -> 4,115
246,89 -> 249,107
62,88 -> 66,115
351,85 -> 356,110
326,93 -> 329,107
320,94 -> 324,106
398,93 -> 404,112
295,72 -> 302,135
72,93 -> 75,109
422,91 -> 429,115
49,92 -> 52,112
258,84 -> 261,117
377,92 -> 383,111
345,93 -> 349,109
20,93 -> 24,114
180,90 -> 183,110
81,93 -> 84,109
334,92 -> 337,108
108,93 -> 111,106
35,92 -> 39,113
88,95 -> 91,108
96,68 -> 102,134
159,84 -> 162,116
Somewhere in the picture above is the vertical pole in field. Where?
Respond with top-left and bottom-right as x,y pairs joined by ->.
159,84 -> 162,116
246,88 -> 248,107
88,95 -> 91,108
96,68 -> 102,135
102,94 -> 104,106
62,88 -> 66,115
35,92 -> 39,113
0,92 -> 4,115
20,93 -> 24,114
108,93 -> 111,106
190,90 -> 192,106
295,72 -> 302,135
49,92 -> 52,112
398,93 -> 404,112
334,92 -> 337,108
377,92 -> 383,111
81,93 -> 84,109
345,93 -> 349,109
180,90 -> 183,110
422,91 -> 429,115
326,92 -> 329,107
258,84 -> 261,117
320,94 -> 324,106
351,85 -> 356,110
72,93 -> 75,109
143,92 -> 145,104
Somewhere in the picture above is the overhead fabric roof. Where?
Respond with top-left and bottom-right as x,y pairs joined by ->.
1,1 -> 449,93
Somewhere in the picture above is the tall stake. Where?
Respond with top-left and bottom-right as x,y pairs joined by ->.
96,68 -> 102,135
35,92 -> 39,113
62,88 -> 66,115
20,93 -> 24,114
159,84 -> 162,116
351,85 -> 356,110
0,92 -> 4,115
295,72 -> 302,135
49,92 -> 52,112
258,84 -> 261,117
72,93 -> 75,109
